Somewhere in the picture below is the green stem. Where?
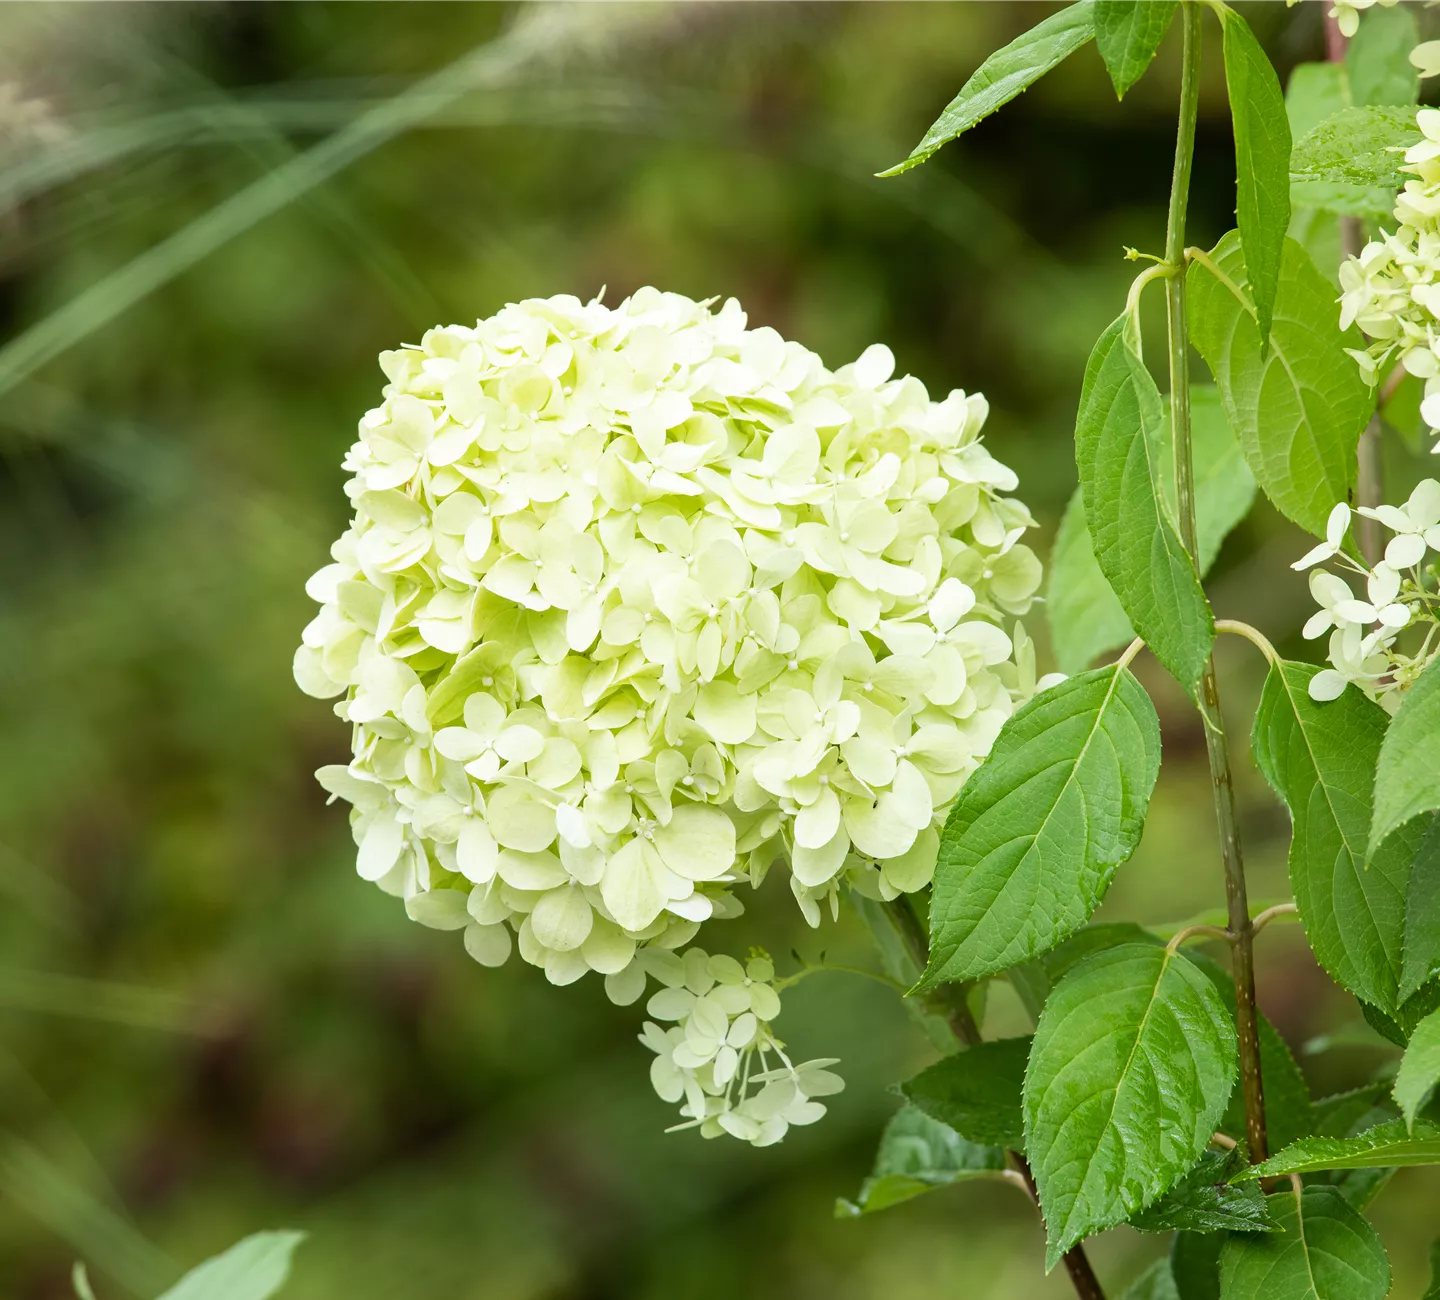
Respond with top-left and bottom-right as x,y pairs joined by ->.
1166,0 -> 1268,1163
879,900 -> 1106,1300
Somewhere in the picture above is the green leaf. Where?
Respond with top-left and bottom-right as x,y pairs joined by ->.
1121,1259 -> 1180,1300
1395,1008 -> 1440,1130
1251,660 -> 1432,1012
1313,1082 -> 1395,1137
1128,1148 -> 1277,1234
156,1232 -> 306,1300
1074,316 -> 1213,691
1424,1238 -> 1440,1300
834,1105 -> 1006,1217
1347,2 -> 1419,107
1220,8 -> 1291,346
1234,1119 -> 1440,1179
1287,63 -> 1351,139
1043,921 -> 1160,985
1218,1186 -> 1389,1300
1285,63 -> 1388,224
922,665 -> 1161,986
1024,943 -> 1237,1268
1290,106 -> 1422,191
1095,1 -> 1176,99
1171,1231 -> 1221,1300
1371,657 -> 1440,853
881,2 -> 1096,176
1045,492 -> 1132,676
898,1037 -> 1028,1149
1047,386 -> 1255,674
1362,975 -> 1440,1046
1188,230 -> 1372,538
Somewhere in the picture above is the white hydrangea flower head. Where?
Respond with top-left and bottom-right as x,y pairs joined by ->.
1338,108 -> 1440,449
1298,480 -> 1440,711
296,288 -> 1044,987
634,947 -> 843,1146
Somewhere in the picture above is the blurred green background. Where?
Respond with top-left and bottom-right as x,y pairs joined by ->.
0,3 -> 1436,1296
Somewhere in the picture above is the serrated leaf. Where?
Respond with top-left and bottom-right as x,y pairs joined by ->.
1361,976 -> 1440,1046
898,1037 -> 1027,1149
1347,2 -> 1419,108
1251,660 -> 1433,1012
157,1232 -> 306,1300
881,1 -> 1096,176
1221,8 -> 1291,346
1234,1119 -> 1440,1179
1285,63 -> 1389,222
1048,385 -> 1255,674
1128,1148 -> 1277,1234
1075,316 -> 1213,691
922,665 -> 1161,986
1218,1186 -> 1389,1300
1371,656 -> 1440,854
1095,0 -> 1176,99
1291,106 -> 1422,191
1395,1008 -> 1440,1130
1024,943 -> 1237,1268
1313,1082 -> 1395,1137
1188,230 -> 1372,537
835,1105 -> 1006,1217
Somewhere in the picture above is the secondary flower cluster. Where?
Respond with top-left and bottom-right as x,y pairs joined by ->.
1294,491 -> 1440,708
631,947 -> 843,1146
1339,105 -> 1440,448
296,289 -> 1044,990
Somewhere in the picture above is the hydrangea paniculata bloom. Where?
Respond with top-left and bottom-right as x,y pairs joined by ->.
1295,491 -> 1440,709
296,289 -> 1044,992
630,947 -> 843,1146
1339,107 -> 1440,448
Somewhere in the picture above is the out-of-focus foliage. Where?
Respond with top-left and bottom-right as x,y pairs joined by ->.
0,3 -> 1438,1297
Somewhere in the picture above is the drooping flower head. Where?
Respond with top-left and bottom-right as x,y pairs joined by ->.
296,289 -> 1043,995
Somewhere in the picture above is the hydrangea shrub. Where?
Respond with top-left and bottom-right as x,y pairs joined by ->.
294,2 -> 1440,1294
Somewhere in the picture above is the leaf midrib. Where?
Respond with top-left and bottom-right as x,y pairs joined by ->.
940,669 -> 1127,975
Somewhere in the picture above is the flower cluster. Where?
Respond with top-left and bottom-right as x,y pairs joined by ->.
296,289 -> 1045,990
631,947 -> 842,1146
1294,492 -> 1440,708
1339,105 -> 1440,447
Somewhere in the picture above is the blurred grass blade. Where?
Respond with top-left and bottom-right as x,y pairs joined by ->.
0,12 -> 560,398
0,1136 -> 175,1297
0,967 -> 203,1032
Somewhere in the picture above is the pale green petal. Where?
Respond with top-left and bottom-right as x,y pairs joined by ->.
654,805 -> 737,881
485,787 -> 556,852
601,838 -> 669,931
405,888 -> 471,930
529,885 -> 594,951
464,921 -> 513,968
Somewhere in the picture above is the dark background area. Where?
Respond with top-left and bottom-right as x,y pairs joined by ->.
0,3 -> 1436,1297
